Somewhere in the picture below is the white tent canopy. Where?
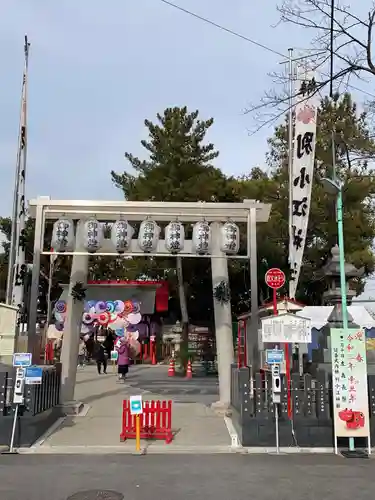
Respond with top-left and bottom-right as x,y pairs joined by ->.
295,306 -> 375,331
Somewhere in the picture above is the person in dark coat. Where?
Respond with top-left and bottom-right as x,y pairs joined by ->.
104,331 -> 115,359
93,341 -> 107,374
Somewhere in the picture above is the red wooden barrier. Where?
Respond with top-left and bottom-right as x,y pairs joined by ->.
120,399 -> 173,443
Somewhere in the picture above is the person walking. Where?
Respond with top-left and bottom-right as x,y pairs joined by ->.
104,331 -> 115,359
94,341 -> 107,375
77,338 -> 86,368
117,337 -> 130,381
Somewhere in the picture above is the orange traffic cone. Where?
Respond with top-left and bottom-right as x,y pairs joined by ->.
151,345 -> 157,365
168,357 -> 175,377
186,359 -> 192,379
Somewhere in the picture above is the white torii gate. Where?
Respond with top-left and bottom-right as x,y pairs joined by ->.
28,197 -> 271,410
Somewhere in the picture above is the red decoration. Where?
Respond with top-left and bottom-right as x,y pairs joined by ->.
339,409 -> 365,430
296,104 -> 315,124
265,268 -> 285,290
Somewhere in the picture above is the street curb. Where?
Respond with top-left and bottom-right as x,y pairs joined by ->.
16,445 -> 237,454
223,415 -> 240,449
16,444 -> 371,455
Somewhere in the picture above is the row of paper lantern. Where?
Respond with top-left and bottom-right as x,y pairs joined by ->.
51,219 -> 240,255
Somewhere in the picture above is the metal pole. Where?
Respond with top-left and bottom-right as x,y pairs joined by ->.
275,403 -> 280,454
336,189 -> 348,330
6,37 -> 29,305
287,48 -> 294,298
9,404 -> 19,453
332,133 -> 353,452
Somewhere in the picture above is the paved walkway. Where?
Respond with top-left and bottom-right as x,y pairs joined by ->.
36,364 -> 231,452
1,454 -> 374,500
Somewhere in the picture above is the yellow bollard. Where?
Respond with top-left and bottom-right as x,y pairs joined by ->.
135,414 -> 141,452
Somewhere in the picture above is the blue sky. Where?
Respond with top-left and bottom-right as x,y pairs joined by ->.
0,0 -> 317,216
1,0 -> 375,301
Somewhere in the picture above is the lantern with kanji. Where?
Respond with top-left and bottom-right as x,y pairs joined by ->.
51,219 -> 75,252
192,221 -> 211,254
220,221 -> 240,254
165,221 -> 185,254
111,219 -> 134,254
138,219 -> 160,253
82,218 -> 103,253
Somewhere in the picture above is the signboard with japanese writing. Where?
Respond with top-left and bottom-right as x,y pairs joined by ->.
289,68 -> 318,299
261,313 -> 311,343
331,328 -> 370,438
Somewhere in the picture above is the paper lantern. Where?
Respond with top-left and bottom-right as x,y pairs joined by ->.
51,219 -> 75,252
192,221 -> 211,254
165,221 -> 185,253
82,218 -> 103,253
220,221 -> 240,254
138,219 -> 160,253
111,219 -> 134,253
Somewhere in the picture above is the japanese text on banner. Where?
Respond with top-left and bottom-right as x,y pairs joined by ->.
289,71 -> 318,299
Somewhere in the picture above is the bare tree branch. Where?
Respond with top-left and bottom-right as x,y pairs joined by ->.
246,0 -> 375,135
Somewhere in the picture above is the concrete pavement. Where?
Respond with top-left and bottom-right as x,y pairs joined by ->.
0,454 -> 373,500
30,364 -> 231,452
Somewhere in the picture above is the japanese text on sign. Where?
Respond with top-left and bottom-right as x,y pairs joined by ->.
261,314 -> 311,343
331,328 -> 370,438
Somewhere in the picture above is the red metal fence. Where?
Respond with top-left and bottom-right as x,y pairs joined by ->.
120,399 -> 173,443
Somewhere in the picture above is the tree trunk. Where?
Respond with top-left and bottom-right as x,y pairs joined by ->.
176,256 -> 189,369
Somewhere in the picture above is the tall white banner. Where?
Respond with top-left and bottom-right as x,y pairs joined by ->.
289,69 -> 318,299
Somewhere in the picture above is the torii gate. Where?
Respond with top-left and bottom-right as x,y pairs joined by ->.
27,197 -> 271,411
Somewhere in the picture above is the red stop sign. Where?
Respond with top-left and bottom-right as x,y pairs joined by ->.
265,268 -> 285,290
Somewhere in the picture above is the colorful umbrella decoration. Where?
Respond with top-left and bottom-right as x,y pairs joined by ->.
114,300 -> 124,313
82,313 -> 95,325
54,312 -> 65,323
127,312 -> 141,325
97,311 -> 110,325
131,300 -> 140,314
54,298 -> 142,341
108,312 -> 117,323
124,300 -> 133,315
55,300 -> 67,313
106,301 -> 115,313
95,301 -> 107,314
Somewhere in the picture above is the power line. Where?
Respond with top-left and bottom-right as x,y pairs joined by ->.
158,0 -> 375,100
159,0 -> 285,58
